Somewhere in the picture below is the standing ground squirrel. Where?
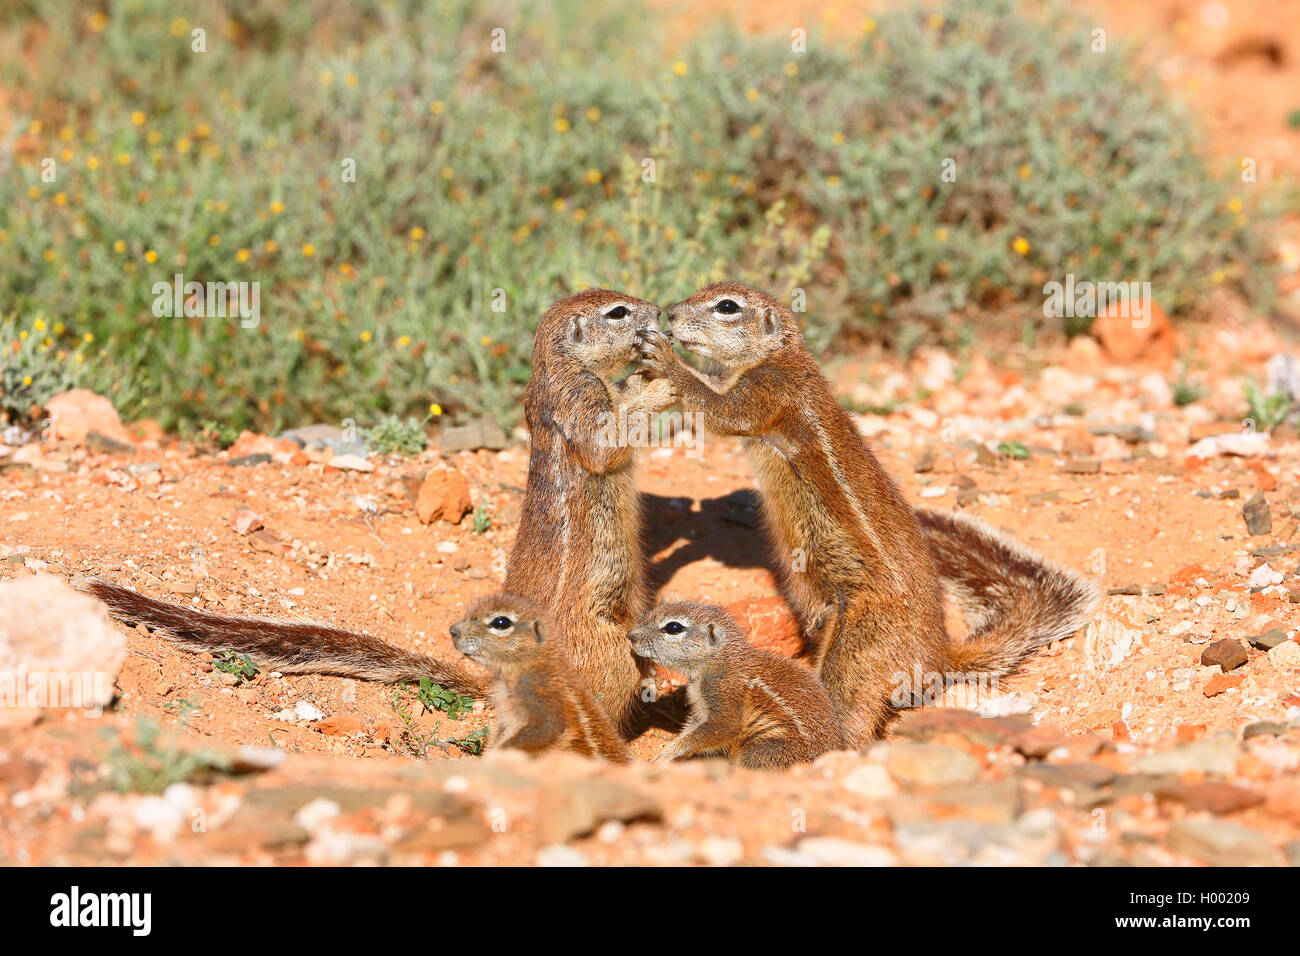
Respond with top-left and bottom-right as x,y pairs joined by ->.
78,577 -> 487,695
504,289 -> 677,732
630,601 -> 845,768
636,282 -> 1098,746
451,593 -> 631,762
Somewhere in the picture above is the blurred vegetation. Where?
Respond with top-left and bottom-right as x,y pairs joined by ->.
0,0 -> 1279,433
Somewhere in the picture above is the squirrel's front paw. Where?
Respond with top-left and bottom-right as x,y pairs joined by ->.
635,328 -> 676,375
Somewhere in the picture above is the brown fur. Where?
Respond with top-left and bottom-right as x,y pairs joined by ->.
638,283 -> 1097,746
630,602 -> 845,769
452,593 -> 631,762
505,289 -> 676,731
77,577 -> 487,695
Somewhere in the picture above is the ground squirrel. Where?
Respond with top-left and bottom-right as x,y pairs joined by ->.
629,601 -> 845,768
78,577 -> 487,695
451,592 -> 631,762
636,282 -> 1098,746
504,289 -> 677,732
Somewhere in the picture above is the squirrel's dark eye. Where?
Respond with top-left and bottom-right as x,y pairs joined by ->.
489,616 -> 513,630
604,305 -> 630,319
662,620 -> 686,635
713,299 -> 740,314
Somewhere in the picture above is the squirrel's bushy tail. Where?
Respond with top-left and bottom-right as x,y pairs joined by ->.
914,510 -> 1099,676
77,577 -> 487,696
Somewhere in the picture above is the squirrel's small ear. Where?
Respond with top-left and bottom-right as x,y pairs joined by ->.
569,315 -> 585,343
533,620 -> 547,643
761,306 -> 781,336
705,622 -> 722,648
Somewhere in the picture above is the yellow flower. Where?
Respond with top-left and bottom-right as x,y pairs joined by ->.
43,249 -> 56,262
783,63 -> 798,77
672,61 -> 688,77
1013,236 -> 1030,255
169,18 -> 188,36
195,122 -> 211,138
430,100 -> 445,115
586,107 -> 601,122
319,69 -> 334,86
1211,268 -> 1226,283
54,192 -> 68,206
86,156 -> 100,170
586,168 -> 602,184
827,175 -> 841,188
83,333 -> 94,343
344,72 -> 358,88
131,111 -> 146,126
264,239 -> 279,253
60,147 -> 74,161
831,131 -> 845,145
398,335 -> 411,347
175,138 -> 191,153
208,235 -> 221,247
554,117 -> 570,133
934,227 -> 949,241
59,125 -> 73,142
34,319 -> 46,331
22,376 -> 32,386
440,166 -> 454,180
746,87 -> 760,102
1018,164 -> 1032,179
480,335 -> 493,347
301,243 -> 316,257
27,186 -> 40,199
236,248 -> 250,262
1227,197 -> 1243,213
927,13 -> 945,29
748,125 -> 763,139
117,152 -> 131,165
19,331 -> 28,340
270,200 -> 284,214
146,130 -> 163,145
145,250 -> 158,263
862,17 -> 877,33
552,198 -> 567,212
359,330 -> 372,342
87,12 -> 108,32
409,227 -> 425,240
430,403 -> 443,417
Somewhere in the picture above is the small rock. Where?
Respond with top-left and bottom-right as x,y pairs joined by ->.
416,467 -> 473,525
695,836 -> 745,867
840,763 -> 899,800
1134,734 -> 1238,776
1242,492 -> 1272,536
1269,639 -> 1300,670
1165,818 -> 1275,866
44,389 -> 134,446
1203,673 -> 1245,697
326,453 -> 374,473
439,418 -> 508,454
880,741 -> 980,788
1200,639 -> 1248,671
227,453 -> 272,467
229,509 -> 264,536
537,779 -> 661,845
1248,629 -> 1289,651
1153,781 -> 1265,814
795,837 -> 897,867
537,845 -> 590,867
1062,457 -> 1101,475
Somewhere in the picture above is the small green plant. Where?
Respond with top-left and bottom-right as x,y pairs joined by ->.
104,717 -> 229,793
471,500 -> 493,535
162,698 -> 201,723
0,314 -> 100,428
447,727 -> 489,756
413,678 -> 474,719
365,415 -> 429,457
1172,377 -> 1205,407
1244,381 -> 1293,431
1288,108 -> 1300,130
214,651 -> 259,684
200,419 -> 241,449
997,440 -> 1030,459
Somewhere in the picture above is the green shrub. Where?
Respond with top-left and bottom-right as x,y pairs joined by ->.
0,0 -> 1277,432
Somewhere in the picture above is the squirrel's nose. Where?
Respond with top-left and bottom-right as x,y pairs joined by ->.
449,622 -> 463,640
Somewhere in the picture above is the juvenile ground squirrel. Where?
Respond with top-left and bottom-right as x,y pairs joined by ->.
636,282 -> 1097,746
630,601 -> 845,768
451,593 -> 631,762
79,577 -> 487,695
504,289 -> 677,731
